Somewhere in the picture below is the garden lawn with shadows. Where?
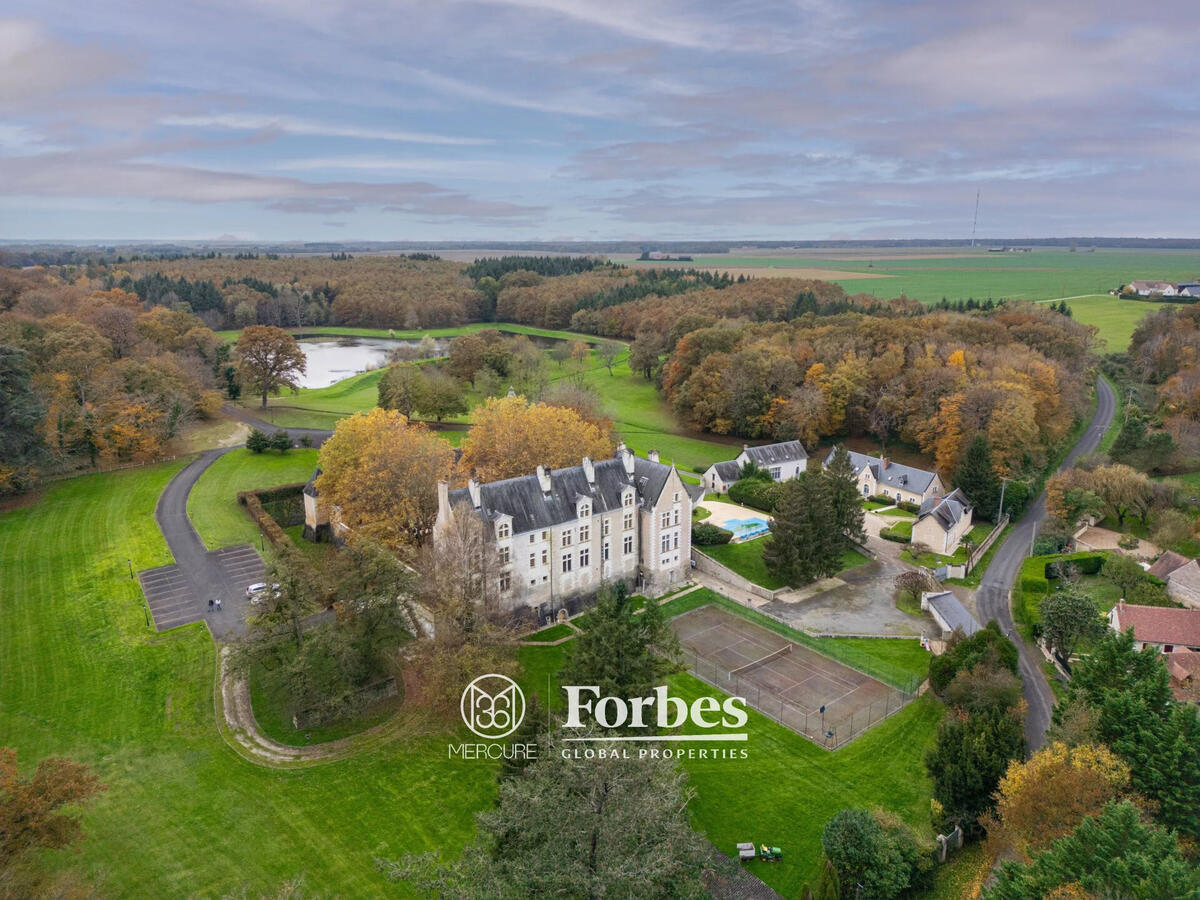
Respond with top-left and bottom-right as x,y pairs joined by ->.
0,463 -> 499,898
698,536 -> 869,591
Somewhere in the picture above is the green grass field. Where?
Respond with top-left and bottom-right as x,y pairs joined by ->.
215,322 -> 615,344
0,467 -> 940,897
698,537 -> 869,591
616,249 -> 1200,307
186,447 -> 321,548
0,464 -> 498,897
1063,294 -> 1184,352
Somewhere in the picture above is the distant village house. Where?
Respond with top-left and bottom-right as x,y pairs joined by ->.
912,488 -> 974,555
825,448 -> 945,507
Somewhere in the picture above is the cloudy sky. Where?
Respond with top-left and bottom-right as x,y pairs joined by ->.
1,0 -> 1196,241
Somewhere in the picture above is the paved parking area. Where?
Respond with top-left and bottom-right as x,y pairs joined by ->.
139,543 -> 265,638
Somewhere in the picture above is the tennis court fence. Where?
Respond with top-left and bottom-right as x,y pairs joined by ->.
683,646 -> 919,750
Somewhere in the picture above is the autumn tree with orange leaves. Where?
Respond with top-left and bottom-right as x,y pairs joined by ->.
316,408 -> 456,552
457,394 -> 614,482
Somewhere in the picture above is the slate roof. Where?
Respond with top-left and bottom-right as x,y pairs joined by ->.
708,460 -> 742,483
741,440 -> 808,465
303,467 -> 322,497
918,488 -> 972,531
925,591 -> 982,636
826,448 -> 938,494
1148,550 -> 1190,580
447,452 -> 676,536
1111,603 -> 1200,647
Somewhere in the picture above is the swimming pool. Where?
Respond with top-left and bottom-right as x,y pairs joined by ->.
722,516 -> 772,542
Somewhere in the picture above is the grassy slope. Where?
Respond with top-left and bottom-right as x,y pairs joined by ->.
215,322 -> 614,344
0,465 -> 495,898
186,447 -> 321,548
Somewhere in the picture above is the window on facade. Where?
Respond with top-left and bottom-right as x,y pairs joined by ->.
561,530 -> 572,547
623,492 -> 634,507
602,541 -> 610,561
579,525 -> 590,542
579,547 -> 590,567
661,533 -> 671,552
623,513 -> 634,530
529,533 -> 536,544
499,546 -> 510,565
673,491 -> 680,502
499,572 -> 511,592
602,519 -> 610,536
770,466 -> 781,480
673,509 -> 679,526
579,503 -> 590,518
623,535 -> 634,555
673,532 -> 679,550
497,522 -> 510,539
562,556 -> 573,573
541,549 -> 548,565
529,552 -> 537,567
661,511 -> 671,528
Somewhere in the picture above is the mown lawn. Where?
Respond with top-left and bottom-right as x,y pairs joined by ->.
0,464 -> 498,897
699,538 -> 870,592
187,447 -> 321,548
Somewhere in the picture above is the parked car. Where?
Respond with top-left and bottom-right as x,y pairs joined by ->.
246,582 -> 280,604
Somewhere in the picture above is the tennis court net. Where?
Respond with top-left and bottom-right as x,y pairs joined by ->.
728,643 -> 791,678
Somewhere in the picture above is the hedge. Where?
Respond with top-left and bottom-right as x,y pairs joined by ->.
691,522 -> 734,546
1018,551 -> 1108,595
727,478 -> 783,512
880,521 -> 913,542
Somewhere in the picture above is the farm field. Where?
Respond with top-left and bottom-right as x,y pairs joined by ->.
0,467 -> 941,898
1062,293 -> 1183,352
616,249 -> 1200,306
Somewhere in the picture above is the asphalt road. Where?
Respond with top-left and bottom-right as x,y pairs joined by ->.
975,375 -> 1116,751
144,416 -> 332,639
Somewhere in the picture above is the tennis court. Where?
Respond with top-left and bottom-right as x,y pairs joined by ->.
671,603 -> 915,748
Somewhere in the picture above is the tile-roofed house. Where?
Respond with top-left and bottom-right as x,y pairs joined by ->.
1178,283 -> 1200,298
702,441 -> 808,493
912,489 -> 974,555
1166,647 -> 1200,702
435,445 -> 691,621
1108,601 -> 1200,652
825,447 -> 945,506
922,590 -> 982,637
1147,552 -> 1200,609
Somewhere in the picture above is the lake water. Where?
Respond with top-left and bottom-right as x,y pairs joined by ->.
296,338 -> 448,389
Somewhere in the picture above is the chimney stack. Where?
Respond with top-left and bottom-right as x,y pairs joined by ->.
882,457 -> 890,470
615,441 -> 627,457
537,465 -> 552,493
621,448 -> 636,476
467,478 -> 481,509
582,456 -> 595,485
436,481 -> 450,527
648,449 -> 659,464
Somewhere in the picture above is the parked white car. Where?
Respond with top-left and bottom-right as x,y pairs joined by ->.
246,582 -> 280,604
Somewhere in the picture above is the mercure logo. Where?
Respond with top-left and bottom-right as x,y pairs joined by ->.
460,673 -> 526,739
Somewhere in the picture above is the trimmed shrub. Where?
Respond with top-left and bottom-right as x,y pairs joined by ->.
896,500 -> 920,514
728,477 -> 783,511
881,521 -> 913,542
246,428 -> 270,453
691,522 -> 734,546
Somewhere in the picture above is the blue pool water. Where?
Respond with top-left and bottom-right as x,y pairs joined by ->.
723,516 -> 771,542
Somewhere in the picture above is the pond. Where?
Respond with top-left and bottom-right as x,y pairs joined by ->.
295,338 -> 449,389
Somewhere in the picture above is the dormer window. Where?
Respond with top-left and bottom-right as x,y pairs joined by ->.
579,502 -> 591,519
623,491 -> 634,507
496,522 -> 510,540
